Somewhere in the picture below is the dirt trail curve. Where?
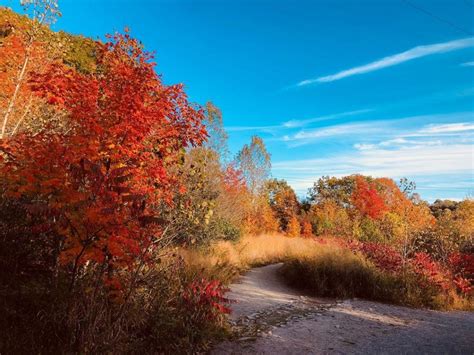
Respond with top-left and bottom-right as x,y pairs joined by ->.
212,263 -> 474,354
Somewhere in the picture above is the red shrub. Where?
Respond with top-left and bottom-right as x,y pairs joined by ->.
182,278 -> 231,321
453,276 -> 473,295
347,240 -> 403,273
448,253 -> 474,295
449,252 -> 474,277
411,252 -> 451,291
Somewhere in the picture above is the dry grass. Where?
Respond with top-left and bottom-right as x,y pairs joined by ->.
236,234 -> 319,266
181,234 -> 473,311
180,234 -> 321,284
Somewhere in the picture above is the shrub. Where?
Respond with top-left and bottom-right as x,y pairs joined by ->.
358,217 -> 385,242
279,241 -> 473,310
279,246 -> 405,302
347,240 -> 403,273
0,253 -> 231,353
210,217 -> 242,242
132,262 -> 230,353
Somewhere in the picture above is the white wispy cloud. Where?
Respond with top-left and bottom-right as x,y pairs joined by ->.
417,122 -> 474,134
378,138 -> 409,147
282,109 -> 373,128
274,144 -> 472,178
352,121 -> 474,150
273,144 -> 473,196
273,118 -> 474,200
281,112 -> 474,146
354,143 -> 376,151
226,124 -> 279,132
374,138 -> 443,148
461,61 -> 474,66
292,123 -> 378,140
225,108 -> 372,132
282,121 -> 390,147
297,37 -> 474,86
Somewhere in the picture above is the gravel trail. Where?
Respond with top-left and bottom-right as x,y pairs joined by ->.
212,263 -> 474,354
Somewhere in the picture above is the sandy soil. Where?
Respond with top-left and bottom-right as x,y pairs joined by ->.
212,264 -> 474,354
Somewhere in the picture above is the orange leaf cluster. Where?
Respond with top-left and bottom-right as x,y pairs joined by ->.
1,33 -> 206,272
352,176 -> 388,220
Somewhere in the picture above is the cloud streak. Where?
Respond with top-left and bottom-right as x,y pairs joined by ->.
282,109 -> 373,128
297,37 -> 474,86
285,122 -> 383,147
273,144 -> 473,197
418,122 -> 474,134
281,120 -> 391,147
273,144 -> 472,179
225,108 -> 372,132
281,112 -> 474,146
273,116 -> 474,200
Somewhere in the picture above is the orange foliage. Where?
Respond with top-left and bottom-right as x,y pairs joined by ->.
286,215 -> 301,238
352,176 -> 388,219
375,177 -> 435,232
223,164 -> 246,194
0,28 -> 49,137
300,220 -> 313,238
0,33 -> 206,279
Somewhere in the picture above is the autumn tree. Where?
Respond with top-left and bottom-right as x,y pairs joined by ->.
374,177 -> 434,255
415,199 -> 474,261
218,164 -> 251,233
266,178 -> 300,233
398,177 -> 416,197
163,148 -> 222,245
352,176 -> 388,220
430,199 -> 459,218
309,175 -> 356,207
0,1 -> 61,138
0,32 -> 206,293
163,148 -> 245,245
455,199 -> 474,244
286,215 -> 301,238
308,199 -> 353,238
300,219 -> 313,238
234,136 -> 279,234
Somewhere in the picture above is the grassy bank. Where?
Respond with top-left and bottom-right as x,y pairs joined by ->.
185,234 -> 473,311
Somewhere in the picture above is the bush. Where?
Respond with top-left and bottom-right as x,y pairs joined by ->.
279,247 -> 394,300
358,217 -> 385,242
279,242 -> 473,310
210,217 -> 242,242
0,253 -> 230,353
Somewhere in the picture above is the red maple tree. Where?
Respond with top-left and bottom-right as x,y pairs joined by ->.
0,33 -> 206,289
352,176 -> 388,219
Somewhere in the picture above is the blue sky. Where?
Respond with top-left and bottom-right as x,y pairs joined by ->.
5,0 -> 473,201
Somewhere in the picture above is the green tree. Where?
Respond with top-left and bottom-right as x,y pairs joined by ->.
308,175 -> 356,207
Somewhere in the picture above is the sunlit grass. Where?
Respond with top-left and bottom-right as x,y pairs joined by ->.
182,234 -> 473,311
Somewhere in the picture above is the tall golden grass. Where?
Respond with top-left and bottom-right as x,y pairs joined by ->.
181,234 -> 473,311
180,234 -> 321,283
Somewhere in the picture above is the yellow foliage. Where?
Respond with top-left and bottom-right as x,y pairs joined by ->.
286,215 -> 301,237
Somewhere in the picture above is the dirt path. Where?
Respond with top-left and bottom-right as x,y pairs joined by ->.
212,263 -> 474,354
